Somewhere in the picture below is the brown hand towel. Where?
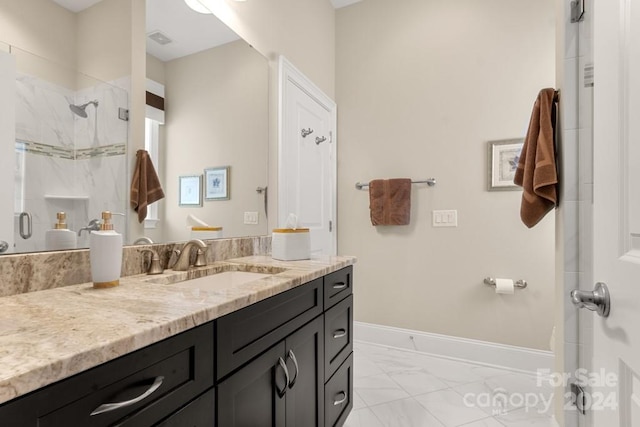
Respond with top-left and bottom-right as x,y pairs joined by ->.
130,149 -> 165,223
514,88 -> 558,228
369,178 -> 412,226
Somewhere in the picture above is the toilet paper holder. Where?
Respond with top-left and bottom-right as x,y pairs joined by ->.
484,277 -> 527,289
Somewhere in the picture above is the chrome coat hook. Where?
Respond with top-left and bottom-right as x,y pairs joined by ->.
301,128 -> 314,138
315,136 -> 327,145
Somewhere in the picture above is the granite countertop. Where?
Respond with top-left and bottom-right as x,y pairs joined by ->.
0,255 -> 356,405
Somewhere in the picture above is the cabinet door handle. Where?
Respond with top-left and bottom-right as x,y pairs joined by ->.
332,282 -> 347,290
90,376 -> 164,416
333,329 -> 347,339
276,357 -> 290,398
287,349 -> 299,389
333,391 -> 347,406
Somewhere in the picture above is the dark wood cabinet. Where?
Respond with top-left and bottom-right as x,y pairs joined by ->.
0,322 -> 214,427
0,266 -> 354,427
218,316 -> 324,427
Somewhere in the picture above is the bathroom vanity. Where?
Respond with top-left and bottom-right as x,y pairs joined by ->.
0,257 -> 354,427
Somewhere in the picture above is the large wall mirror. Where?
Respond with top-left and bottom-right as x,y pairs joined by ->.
0,0 -> 269,255
145,0 -> 269,245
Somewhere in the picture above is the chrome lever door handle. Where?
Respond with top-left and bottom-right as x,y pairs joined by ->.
570,282 -> 610,317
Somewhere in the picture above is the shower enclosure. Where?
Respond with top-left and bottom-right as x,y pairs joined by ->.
1,44 -> 129,254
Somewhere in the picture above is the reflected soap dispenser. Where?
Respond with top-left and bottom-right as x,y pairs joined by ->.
44,212 -> 77,251
90,211 -> 123,289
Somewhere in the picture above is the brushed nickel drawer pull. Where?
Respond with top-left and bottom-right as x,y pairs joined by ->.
333,329 -> 347,339
333,391 -> 347,406
332,282 -> 347,290
90,376 -> 164,416
276,357 -> 290,398
287,349 -> 299,389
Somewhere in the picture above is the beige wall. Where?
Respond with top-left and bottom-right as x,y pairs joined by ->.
0,0 -> 76,66
336,0 -> 556,350
0,0 -> 76,88
161,40 -> 269,241
76,0 -> 132,83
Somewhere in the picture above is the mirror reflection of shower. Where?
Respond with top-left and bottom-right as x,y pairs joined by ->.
69,100 -> 99,147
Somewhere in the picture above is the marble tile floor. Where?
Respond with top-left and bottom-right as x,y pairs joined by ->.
345,342 -> 555,427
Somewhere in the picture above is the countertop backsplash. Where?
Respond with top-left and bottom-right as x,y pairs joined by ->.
0,236 -> 271,298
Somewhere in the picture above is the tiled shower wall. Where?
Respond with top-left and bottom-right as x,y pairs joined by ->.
13,71 -> 128,252
559,0 -> 594,426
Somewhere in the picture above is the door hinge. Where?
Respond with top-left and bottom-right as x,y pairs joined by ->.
329,220 -> 333,232
570,0 -> 585,23
329,130 -> 333,143
570,382 -> 587,415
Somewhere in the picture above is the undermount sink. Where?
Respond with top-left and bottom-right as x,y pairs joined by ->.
170,271 -> 272,291
143,264 -> 285,292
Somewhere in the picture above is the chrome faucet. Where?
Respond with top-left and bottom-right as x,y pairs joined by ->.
78,219 -> 101,236
170,239 -> 208,271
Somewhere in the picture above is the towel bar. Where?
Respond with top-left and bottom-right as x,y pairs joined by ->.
355,178 -> 436,190
484,277 -> 527,289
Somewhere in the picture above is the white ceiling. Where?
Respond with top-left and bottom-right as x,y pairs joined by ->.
51,0 -> 361,62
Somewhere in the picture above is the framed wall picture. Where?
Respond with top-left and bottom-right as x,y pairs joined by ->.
204,166 -> 230,201
487,139 -> 524,191
179,175 -> 202,206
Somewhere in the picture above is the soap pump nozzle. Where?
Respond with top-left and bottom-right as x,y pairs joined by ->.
54,212 -> 68,230
100,211 -> 114,231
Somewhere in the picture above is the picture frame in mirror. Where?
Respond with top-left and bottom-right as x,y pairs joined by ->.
179,175 -> 203,206
204,166 -> 230,201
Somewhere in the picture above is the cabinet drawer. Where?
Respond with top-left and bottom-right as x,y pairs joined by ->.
154,389 -> 215,427
324,267 -> 352,309
324,295 -> 353,382
0,323 -> 214,427
216,278 -> 323,380
324,353 -> 353,427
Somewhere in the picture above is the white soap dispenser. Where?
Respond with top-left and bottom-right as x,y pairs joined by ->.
44,212 -> 77,251
90,211 -> 123,289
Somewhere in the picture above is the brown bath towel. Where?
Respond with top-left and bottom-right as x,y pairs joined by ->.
369,178 -> 412,226
514,88 -> 558,228
131,149 -> 165,223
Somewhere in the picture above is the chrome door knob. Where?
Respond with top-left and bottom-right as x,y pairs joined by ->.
570,282 -> 610,317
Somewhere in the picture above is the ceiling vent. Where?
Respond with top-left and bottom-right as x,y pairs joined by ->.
147,31 -> 173,46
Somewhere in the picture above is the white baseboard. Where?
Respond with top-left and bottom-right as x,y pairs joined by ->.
354,321 -> 554,374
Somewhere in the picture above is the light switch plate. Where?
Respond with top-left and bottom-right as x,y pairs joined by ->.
244,212 -> 259,225
432,210 -> 457,227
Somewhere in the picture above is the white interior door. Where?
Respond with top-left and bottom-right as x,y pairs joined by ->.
0,52 -> 15,254
279,57 -> 336,256
590,0 -> 640,425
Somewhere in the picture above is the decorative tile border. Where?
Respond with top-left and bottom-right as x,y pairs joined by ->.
15,139 -> 126,160
15,140 -> 74,160
75,144 -> 126,160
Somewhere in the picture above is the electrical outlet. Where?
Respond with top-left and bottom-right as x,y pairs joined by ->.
244,212 -> 259,225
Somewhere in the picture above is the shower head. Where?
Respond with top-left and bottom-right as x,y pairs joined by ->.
69,100 -> 99,118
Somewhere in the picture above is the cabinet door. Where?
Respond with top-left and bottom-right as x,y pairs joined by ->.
217,342 -> 287,427
285,316 -> 324,427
